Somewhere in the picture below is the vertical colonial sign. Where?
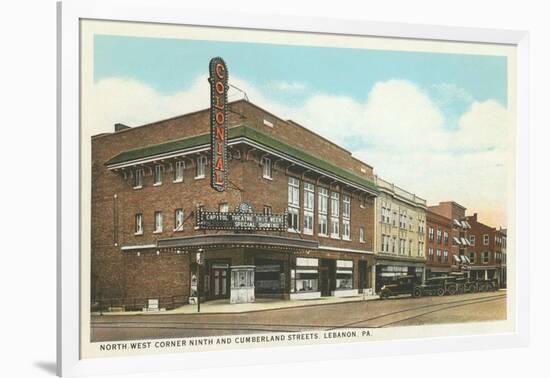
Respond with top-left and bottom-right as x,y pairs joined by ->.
209,57 -> 228,191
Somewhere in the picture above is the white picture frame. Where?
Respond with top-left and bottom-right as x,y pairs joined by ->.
57,0 -> 530,376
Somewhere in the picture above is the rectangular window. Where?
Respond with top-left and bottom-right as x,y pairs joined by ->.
409,240 -> 413,256
342,219 -> 350,240
443,231 -> 449,244
318,188 -> 328,214
263,205 -> 272,215
304,211 -> 314,235
262,157 -> 272,179
330,192 -> 340,217
318,214 -> 328,236
331,217 -> 340,238
288,177 -> 300,207
343,194 -> 351,219
483,251 -> 490,264
443,250 -> 449,262
135,213 -> 143,235
292,258 -> 319,293
436,249 -> 441,262
470,235 -> 475,245
154,211 -> 163,233
469,251 -> 476,264
174,209 -> 184,231
428,227 -> 434,241
359,226 -> 365,243
483,234 -> 489,245
336,260 -> 353,290
174,161 -> 185,182
304,183 -> 315,211
428,247 -> 434,260
153,165 -> 163,185
287,207 -> 299,231
436,229 -> 442,243
219,203 -> 229,213
134,169 -> 144,189
195,156 -> 207,178
391,237 -> 396,253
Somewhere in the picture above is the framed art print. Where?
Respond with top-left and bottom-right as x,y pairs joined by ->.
57,0 -> 530,376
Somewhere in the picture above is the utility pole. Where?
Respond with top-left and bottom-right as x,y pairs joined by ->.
196,249 -> 204,313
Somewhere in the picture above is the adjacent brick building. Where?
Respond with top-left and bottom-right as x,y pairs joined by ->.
426,201 -> 472,277
91,100 -> 379,308
465,213 -> 507,287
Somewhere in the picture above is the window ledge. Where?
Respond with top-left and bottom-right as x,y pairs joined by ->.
330,235 -> 340,240
287,229 -> 300,233
342,237 -> 351,242
262,175 -> 273,181
195,175 -> 205,180
303,230 -> 313,236
173,228 -> 184,232
134,232 -> 143,236
153,230 -> 163,234
133,186 -> 143,190
153,183 -> 162,187
173,179 -> 184,184
318,234 -> 328,238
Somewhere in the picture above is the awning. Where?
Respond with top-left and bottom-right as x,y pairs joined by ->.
461,237 -> 470,246
157,233 -> 319,250
453,219 -> 462,227
453,255 -> 461,263
453,237 -> 462,245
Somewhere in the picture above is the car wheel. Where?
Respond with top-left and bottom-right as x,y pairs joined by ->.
436,287 -> 445,296
447,285 -> 457,295
413,287 -> 422,298
380,291 -> 389,299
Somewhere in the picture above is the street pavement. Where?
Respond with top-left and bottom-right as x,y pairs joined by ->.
91,291 -> 506,342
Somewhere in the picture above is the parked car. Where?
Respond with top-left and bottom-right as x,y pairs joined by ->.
379,275 -> 421,299
413,276 -> 446,297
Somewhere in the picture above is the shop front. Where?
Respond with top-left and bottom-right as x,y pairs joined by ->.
375,256 -> 426,293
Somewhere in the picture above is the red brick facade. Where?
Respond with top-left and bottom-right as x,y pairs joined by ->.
426,202 -> 470,276
91,101 -> 377,306
465,213 -> 506,285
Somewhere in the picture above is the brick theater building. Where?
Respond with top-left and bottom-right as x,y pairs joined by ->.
425,201 -> 472,277
91,99 -> 380,308
465,213 -> 507,288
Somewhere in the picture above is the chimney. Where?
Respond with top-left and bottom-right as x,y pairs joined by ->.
114,123 -> 131,132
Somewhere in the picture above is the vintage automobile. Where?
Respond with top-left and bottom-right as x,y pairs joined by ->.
379,275 -> 421,299
413,276 -> 446,297
476,278 -> 499,292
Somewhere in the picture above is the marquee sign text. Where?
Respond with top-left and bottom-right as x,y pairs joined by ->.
196,209 -> 287,231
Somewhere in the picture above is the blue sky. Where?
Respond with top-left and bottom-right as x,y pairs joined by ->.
91,34 -> 511,226
94,35 -> 507,126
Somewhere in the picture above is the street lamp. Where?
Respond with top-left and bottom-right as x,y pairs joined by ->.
196,248 -> 204,313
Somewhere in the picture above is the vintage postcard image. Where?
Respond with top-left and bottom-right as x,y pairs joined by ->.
79,19 -> 516,358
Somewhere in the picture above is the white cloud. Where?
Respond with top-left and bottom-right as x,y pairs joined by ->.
86,77 -> 511,226
268,80 -> 307,92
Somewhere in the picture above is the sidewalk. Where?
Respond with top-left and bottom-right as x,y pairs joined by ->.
92,293 -> 380,316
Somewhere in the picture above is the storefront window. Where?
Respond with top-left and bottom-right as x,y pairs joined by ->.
294,270 -> 318,292
255,261 -> 282,295
336,260 -> 353,290
292,257 -> 319,293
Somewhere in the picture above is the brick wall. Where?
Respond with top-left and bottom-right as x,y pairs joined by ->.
91,101 -> 377,301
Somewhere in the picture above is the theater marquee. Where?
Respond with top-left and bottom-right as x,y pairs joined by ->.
209,57 -> 228,192
196,203 -> 288,231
